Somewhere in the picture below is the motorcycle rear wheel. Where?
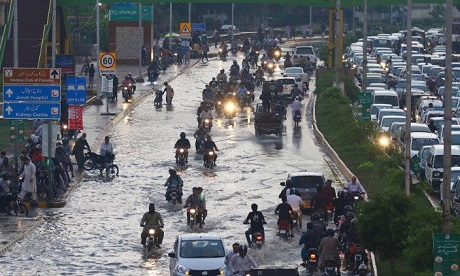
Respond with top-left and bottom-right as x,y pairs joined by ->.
107,165 -> 119,177
83,158 -> 95,171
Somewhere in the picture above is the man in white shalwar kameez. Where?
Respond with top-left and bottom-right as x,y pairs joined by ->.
19,156 -> 37,201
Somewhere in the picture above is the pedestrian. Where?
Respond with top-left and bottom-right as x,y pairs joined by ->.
213,29 -> 220,48
201,43 -> 209,62
81,55 -> 91,75
164,82 -> 175,105
55,142 -> 73,181
71,133 -> 91,172
19,156 -> 37,201
88,64 -> 95,89
225,242 -> 240,276
285,25 -> 291,39
184,45 -> 191,65
142,45 -> 147,66
112,75 -> 118,101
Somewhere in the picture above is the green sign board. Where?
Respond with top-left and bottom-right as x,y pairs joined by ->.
357,92 -> 372,120
433,233 -> 460,275
9,120 -> 24,143
109,5 -> 153,22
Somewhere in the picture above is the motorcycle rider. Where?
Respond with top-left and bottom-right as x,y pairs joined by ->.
164,169 -> 183,203
202,134 -> 219,165
230,61 -> 240,77
225,242 -> 240,276
196,102 -> 206,126
127,74 -> 136,94
346,176 -> 366,196
311,186 -> 329,221
122,75 -> 133,94
311,212 -> 327,237
216,69 -> 228,83
200,105 -> 214,130
229,245 -> 258,276
209,77 -> 219,92
299,222 -> 321,267
333,192 -> 352,225
184,187 -> 205,225
174,132 -> 191,164
318,228 -> 342,274
244,203 -> 267,246
0,173 -> 13,214
237,83 -> 248,103
242,37 -> 251,52
260,88 -> 272,113
202,85 -> 214,104
140,203 -> 164,248
287,188 -> 303,228
248,49 -> 259,67
193,125 -> 207,151
275,196 -> 294,234
291,84 -> 303,99
255,66 -> 264,78
291,96 -> 302,117
219,41 -> 228,58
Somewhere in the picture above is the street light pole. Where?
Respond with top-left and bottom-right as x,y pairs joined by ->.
404,0 -> 413,196
169,3 -> 172,34
13,0 -> 17,67
137,3 -> 143,82
442,0 -> 453,234
189,3 -> 191,24
96,0 -> 101,101
362,0 -> 368,92
231,4 -> 234,41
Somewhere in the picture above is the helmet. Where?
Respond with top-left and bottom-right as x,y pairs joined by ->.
293,83 -> 298,87
326,228 -> 335,237
290,188 -> 297,195
346,212 -> 355,219
295,96 -> 301,101
239,244 -> 248,257
148,203 -> 155,212
233,61 -> 237,65
220,69 -> 224,73
343,205 -> 353,214
164,82 -> 168,86
180,132 -> 186,139
311,212 -> 321,220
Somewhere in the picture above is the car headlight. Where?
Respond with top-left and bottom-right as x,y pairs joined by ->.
379,136 -> 390,148
177,264 -> 190,274
219,265 -> 226,275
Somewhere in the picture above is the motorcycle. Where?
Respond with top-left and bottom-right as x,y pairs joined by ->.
231,46 -> 238,56
0,174 -> 28,216
266,62 -> 275,75
202,118 -> 212,133
293,110 -> 302,128
167,187 -> 182,205
349,191 -> 363,207
252,232 -> 264,249
215,101 -> 223,117
254,75 -> 264,87
187,207 -> 203,229
148,69 -> 159,84
273,49 -> 282,62
302,81 -> 309,95
173,52 -> 182,65
305,248 -> 319,274
154,89 -> 163,107
224,101 -> 237,119
218,48 -> 227,61
277,219 -> 292,242
142,225 -> 160,252
203,150 -> 216,170
290,210 -> 302,230
347,243 -> 366,274
324,255 -> 338,276
122,84 -> 133,102
176,148 -> 187,167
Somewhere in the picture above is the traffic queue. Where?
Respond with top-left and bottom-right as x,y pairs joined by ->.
345,27 -> 460,216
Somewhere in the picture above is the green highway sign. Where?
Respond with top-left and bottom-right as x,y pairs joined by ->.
109,5 -> 153,22
433,233 -> 460,275
357,92 -> 372,120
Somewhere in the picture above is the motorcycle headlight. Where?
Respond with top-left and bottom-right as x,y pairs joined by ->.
268,63 -> 274,69
434,171 -> 442,177
247,91 -> 251,95
148,229 -> 155,235
189,208 -> 196,214
177,264 -> 190,274
179,148 -> 184,153
219,49 -> 222,52
174,53 -> 178,56
275,51 -> 280,56
204,119 -> 210,123
209,151 -> 214,156
225,102 -> 236,112
217,101 -> 222,105
62,124 -> 68,130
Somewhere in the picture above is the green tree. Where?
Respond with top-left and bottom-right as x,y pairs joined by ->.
429,4 -> 445,20
357,186 -> 414,271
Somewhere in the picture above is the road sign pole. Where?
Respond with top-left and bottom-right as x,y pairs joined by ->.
95,0 -> 101,103
137,3 -> 144,83
13,0 -> 18,67
13,121 -> 18,175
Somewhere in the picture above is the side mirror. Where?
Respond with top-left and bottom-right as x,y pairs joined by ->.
168,252 -> 176,258
280,182 -> 286,186
427,163 -> 432,168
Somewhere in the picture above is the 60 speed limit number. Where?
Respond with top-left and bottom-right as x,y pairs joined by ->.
99,52 -> 116,73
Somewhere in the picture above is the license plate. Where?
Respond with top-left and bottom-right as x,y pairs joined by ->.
280,230 -> 286,234
202,272 -> 208,275
303,201 -> 311,208
309,259 -> 317,262
256,241 -> 262,244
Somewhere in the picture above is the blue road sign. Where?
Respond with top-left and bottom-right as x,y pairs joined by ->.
192,23 -> 206,31
3,85 -> 61,102
3,102 -> 61,119
66,77 -> 87,105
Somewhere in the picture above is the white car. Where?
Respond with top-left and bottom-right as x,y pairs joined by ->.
283,67 -> 309,86
168,234 -> 227,276
277,77 -> 297,98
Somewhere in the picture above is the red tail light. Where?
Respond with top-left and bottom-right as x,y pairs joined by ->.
309,253 -> 317,259
256,235 -> 263,241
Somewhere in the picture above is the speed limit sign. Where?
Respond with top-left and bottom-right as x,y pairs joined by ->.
99,52 -> 116,75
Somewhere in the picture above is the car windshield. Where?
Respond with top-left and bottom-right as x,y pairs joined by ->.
374,95 -> 399,106
278,79 -> 295,85
285,68 -> 303,74
180,240 -> 225,258
382,117 -> 405,127
421,148 -> 430,160
296,47 -> 313,55
371,105 -> 391,115
411,138 -> 438,151
290,176 -> 324,188
433,155 -> 460,168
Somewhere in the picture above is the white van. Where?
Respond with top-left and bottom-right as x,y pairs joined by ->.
406,132 -> 439,157
373,90 -> 399,109
371,104 -> 392,121
425,145 -> 460,193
